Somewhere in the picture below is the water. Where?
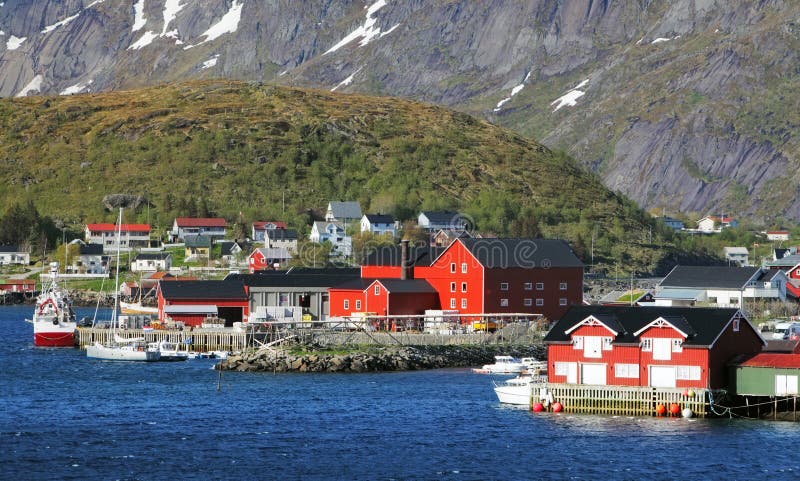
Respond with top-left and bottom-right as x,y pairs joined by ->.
2,305 -> 800,480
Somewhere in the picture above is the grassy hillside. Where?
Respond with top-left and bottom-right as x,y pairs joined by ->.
0,80 -> 705,274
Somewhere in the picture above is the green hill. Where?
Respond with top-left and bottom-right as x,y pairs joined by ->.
0,80 -> 701,274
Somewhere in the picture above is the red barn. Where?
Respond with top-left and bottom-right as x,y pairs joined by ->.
544,306 -> 766,390
0,279 -> 35,293
157,280 -> 248,327
329,278 -> 439,318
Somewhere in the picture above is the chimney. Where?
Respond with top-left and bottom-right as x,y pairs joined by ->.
400,239 -> 411,280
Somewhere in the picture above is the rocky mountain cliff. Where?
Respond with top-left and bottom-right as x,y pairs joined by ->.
1,0 -> 798,222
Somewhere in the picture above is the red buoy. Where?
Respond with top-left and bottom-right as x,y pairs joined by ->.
682,389 -> 689,397
669,403 -> 681,416
552,402 -> 563,413
655,404 -> 666,416
532,402 -> 544,412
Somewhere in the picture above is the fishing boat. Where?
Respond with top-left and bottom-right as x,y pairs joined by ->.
86,207 -> 161,362
146,339 -> 189,362
26,262 -> 77,347
493,372 -> 548,405
472,355 -> 526,374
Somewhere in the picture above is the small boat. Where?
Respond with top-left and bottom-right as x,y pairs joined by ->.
493,372 -> 547,405
147,340 -> 188,362
473,355 -> 526,374
26,262 -> 77,347
521,357 -> 548,374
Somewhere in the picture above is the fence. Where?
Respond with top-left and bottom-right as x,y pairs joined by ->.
544,383 -> 709,417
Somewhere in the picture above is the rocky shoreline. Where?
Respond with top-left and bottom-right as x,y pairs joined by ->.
219,343 -> 547,373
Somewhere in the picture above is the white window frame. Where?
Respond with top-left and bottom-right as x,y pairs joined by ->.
461,282 -> 467,293
672,339 -> 683,353
777,374 -> 799,395
450,298 -> 456,309
450,282 -> 456,292
343,299 -> 350,310
554,362 -> 569,376
524,298 -> 532,307
536,282 -> 544,290
676,366 -> 701,381
733,318 -> 740,332
536,298 -> 544,306
573,336 -> 583,350
615,363 -> 639,379
559,298 -> 568,306
641,338 -> 652,352
374,285 -> 380,296
500,298 -> 509,307
461,263 -> 468,274
450,263 -> 456,273
461,298 -> 467,309
500,282 -> 509,291
602,337 -> 613,351
559,282 -> 568,290
355,300 -> 361,311
524,282 -> 533,291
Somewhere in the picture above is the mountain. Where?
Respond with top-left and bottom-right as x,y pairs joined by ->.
0,79 -> 696,274
1,0 -> 797,221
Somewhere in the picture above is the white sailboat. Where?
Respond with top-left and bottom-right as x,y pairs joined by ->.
86,207 -> 161,362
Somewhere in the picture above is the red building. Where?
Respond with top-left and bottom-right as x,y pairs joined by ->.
343,238 -> 584,321
0,279 -> 35,293
248,247 -> 292,273
329,278 -> 439,318
157,280 -> 248,327
544,306 -> 766,390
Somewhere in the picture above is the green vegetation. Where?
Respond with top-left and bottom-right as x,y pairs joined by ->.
0,80 -> 720,275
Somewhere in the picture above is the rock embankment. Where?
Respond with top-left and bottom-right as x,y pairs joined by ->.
220,344 -> 546,373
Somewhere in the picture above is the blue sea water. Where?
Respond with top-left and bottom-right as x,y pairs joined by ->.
2,305 -> 800,481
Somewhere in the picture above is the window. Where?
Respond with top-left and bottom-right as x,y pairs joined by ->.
559,298 -> 568,306
461,298 -> 467,309
500,282 -> 509,291
450,298 -> 456,309
641,338 -> 652,351
500,298 -> 509,307
536,282 -> 544,290
602,337 -> 613,350
524,298 -> 533,307
343,299 -> 350,310
524,282 -> 532,291
450,263 -> 456,273
733,318 -> 740,332
461,263 -> 468,274
560,282 -> 568,290
615,364 -> 639,379
355,300 -> 362,310
777,375 -> 799,395
676,366 -> 701,381
672,339 -> 683,352
450,282 -> 456,292
461,282 -> 467,293
536,298 -> 544,306
573,336 -> 583,349
374,285 -> 381,295
554,362 -> 569,376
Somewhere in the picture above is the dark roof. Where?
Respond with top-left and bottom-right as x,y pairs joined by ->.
219,242 -> 251,255
544,305 -> 745,347
659,266 -> 760,289
332,278 -> 377,290
454,238 -> 583,268
0,245 -> 20,253
775,248 -> 789,260
361,245 -> 441,267
764,339 -> 800,353
376,279 -> 436,293
228,270 -> 359,289
159,280 -> 247,300
135,252 -> 171,261
364,214 -> 394,224
79,243 -> 104,255
267,229 -> 298,241
757,269 -> 782,282
185,235 -> 212,247
421,211 -> 462,225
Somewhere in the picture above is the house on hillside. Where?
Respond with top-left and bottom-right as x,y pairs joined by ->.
171,217 -> 227,242
0,245 -> 30,266
252,221 -> 287,242
310,221 -> 351,257
184,235 -> 212,261
653,266 -> 786,307
265,228 -> 298,253
248,247 -> 292,273
417,211 -> 465,232
767,231 -> 790,241
325,201 -> 362,224
657,216 -> 685,231
697,215 -> 738,233
219,241 -> 251,265
157,280 -> 248,327
432,229 -> 471,247
360,214 -> 396,237
544,305 -> 765,389
765,254 -> 800,299
85,223 -> 151,252
72,243 -> 109,274
724,247 -> 749,266
131,252 -> 172,273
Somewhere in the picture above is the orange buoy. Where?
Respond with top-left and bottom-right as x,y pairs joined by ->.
669,403 -> 681,416
552,402 -> 563,413
656,404 -> 666,416
532,402 -> 544,412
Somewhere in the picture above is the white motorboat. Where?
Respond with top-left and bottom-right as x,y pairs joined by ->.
147,340 -> 189,362
521,357 -> 548,374
26,262 -> 77,347
493,372 -> 548,405
473,355 -> 526,374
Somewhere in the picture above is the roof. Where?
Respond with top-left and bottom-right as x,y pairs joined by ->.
159,280 -> 247,300
699,215 -> 735,223
375,278 -> 436,294
79,243 -> 104,255
0,245 -> 20,253
766,254 -> 800,268
135,252 -> 171,261
313,221 -> 344,233
420,211 -> 462,225
85,223 -> 151,232
148,271 -> 174,280
774,248 -> 790,260
659,266 -> 761,289
361,245 -> 443,267
757,269 -> 782,282
184,235 -> 212,247
544,305 -> 746,347
364,214 -> 394,224
652,288 -> 704,300
163,305 -> 218,314
454,238 -> 583,268
331,278 -> 377,290
328,201 -> 362,219
763,339 -> 800,353
723,247 -> 749,255
175,217 -> 227,228
735,353 -> 800,369
253,221 -> 287,230
228,271 -> 359,289
267,229 -> 298,241
252,247 -> 291,260
768,230 -> 790,235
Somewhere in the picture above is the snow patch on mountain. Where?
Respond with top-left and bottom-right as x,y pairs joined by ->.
161,0 -> 185,36
42,13 -> 80,34
129,30 -> 158,49
493,71 -> 531,112
551,79 -> 589,112
6,35 -> 26,50
132,0 -> 147,32
331,67 -> 363,91
324,0 -> 393,55
60,80 -> 93,95
15,75 -> 43,97
202,54 -> 220,69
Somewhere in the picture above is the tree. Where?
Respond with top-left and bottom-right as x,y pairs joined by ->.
289,241 -> 332,268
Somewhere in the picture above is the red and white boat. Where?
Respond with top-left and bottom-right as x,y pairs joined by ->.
26,262 -> 77,347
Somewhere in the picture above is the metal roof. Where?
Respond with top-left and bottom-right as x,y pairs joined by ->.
328,201 -> 362,220
653,288 -> 704,300
455,238 -> 584,268
175,217 -> 227,227
735,353 -> 800,369
159,280 -> 247,300
659,265 -> 760,289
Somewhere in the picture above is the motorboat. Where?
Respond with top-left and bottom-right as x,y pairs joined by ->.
493,372 -> 548,405
473,355 -> 526,374
521,357 -> 548,374
25,262 -> 77,347
147,340 -> 189,362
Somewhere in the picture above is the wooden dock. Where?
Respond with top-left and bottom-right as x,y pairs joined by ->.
75,327 -> 251,353
541,383 -> 710,418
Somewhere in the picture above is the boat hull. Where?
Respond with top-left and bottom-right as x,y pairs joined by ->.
86,343 -> 161,361
494,384 -> 532,406
33,330 -> 75,347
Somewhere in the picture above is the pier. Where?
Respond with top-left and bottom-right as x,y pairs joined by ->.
76,327 -> 251,353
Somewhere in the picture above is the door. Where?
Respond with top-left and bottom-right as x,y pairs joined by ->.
581,363 -> 607,385
584,336 -> 602,358
650,365 -> 677,388
653,338 -> 672,360
566,362 -> 578,384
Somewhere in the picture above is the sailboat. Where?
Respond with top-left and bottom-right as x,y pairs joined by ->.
86,207 -> 161,362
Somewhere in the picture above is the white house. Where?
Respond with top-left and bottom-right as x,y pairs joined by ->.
724,247 -> 750,266
697,215 -> 737,233
654,265 -> 786,307
85,222 -> 151,252
131,252 -> 172,273
360,214 -> 396,237
0,245 -> 30,266
418,211 -> 465,231
767,231 -> 790,241
266,228 -> 298,253
310,221 -> 352,257
325,201 -> 362,223
171,217 -> 227,242
252,221 -> 287,242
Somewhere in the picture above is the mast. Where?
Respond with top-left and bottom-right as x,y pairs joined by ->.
112,207 -> 123,331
